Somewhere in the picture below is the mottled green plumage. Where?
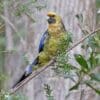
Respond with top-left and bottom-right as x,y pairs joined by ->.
12,12 -> 69,88
38,12 -> 68,66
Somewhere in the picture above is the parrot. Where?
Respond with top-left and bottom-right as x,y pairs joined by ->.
12,12 -> 69,88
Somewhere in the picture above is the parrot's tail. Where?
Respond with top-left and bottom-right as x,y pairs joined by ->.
12,72 -> 31,88
12,57 -> 39,88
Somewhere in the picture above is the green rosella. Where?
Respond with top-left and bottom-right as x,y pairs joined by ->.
13,12 -> 68,88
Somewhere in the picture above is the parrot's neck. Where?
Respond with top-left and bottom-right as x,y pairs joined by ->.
48,23 -> 63,37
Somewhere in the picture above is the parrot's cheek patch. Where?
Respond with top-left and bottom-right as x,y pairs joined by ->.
48,17 -> 56,24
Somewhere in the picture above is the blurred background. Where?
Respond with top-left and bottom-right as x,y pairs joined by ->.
0,0 -> 100,100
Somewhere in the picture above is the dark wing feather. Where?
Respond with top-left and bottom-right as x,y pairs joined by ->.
39,30 -> 49,52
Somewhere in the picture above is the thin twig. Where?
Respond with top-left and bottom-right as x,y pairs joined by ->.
10,59 -> 55,94
66,88 -> 93,99
0,14 -> 26,47
9,28 -> 100,94
66,28 -> 100,52
25,12 -> 35,22
0,15 -> 17,33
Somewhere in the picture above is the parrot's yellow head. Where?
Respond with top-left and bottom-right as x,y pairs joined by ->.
47,12 -> 62,25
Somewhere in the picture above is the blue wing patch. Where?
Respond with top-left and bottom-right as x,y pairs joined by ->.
25,65 -> 32,75
25,30 -> 49,74
25,56 -> 38,74
39,30 -> 49,52
25,30 -> 48,74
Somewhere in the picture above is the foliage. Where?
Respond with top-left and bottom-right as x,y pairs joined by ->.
53,38 -> 100,94
52,14 -> 100,95
0,2 -> 5,91
0,0 -> 4,19
73,53 -> 99,92
0,74 -> 26,100
44,84 -> 54,100
96,0 -> 100,8
0,73 -> 6,90
14,0 -> 46,17
0,35 -> 5,72
0,0 -> 5,92
0,90 -> 27,100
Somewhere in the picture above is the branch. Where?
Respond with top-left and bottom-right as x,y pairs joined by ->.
9,27 -> 100,94
25,12 -> 35,23
10,58 -> 55,94
66,28 -> 100,52
0,15 -> 17,33
0,15 -> 26,47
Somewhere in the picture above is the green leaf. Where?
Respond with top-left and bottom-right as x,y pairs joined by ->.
95,54 -> 100,65
90,73 -> 100,82
88,36 -> 100,49
88,52 -> 96,68
74,54 -> 89,72
69,82 -> 80,91
96,0 -> 100,8
67,32 -> 73,43
44,84 -> 54,100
